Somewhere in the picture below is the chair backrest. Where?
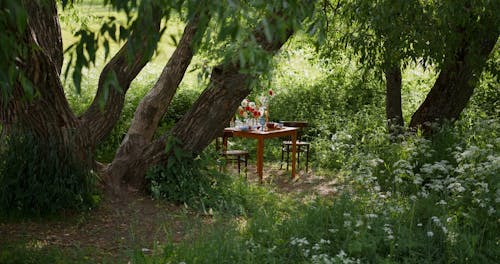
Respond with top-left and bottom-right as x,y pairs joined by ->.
280,121 -> 308,128
215,130 -> 234,152
280,121 -> 308,141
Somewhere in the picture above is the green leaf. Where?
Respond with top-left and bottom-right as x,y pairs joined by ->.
72,66 -> 82,94
262,18 -> 273,43
103,40 -> 110,59
170,34 -> 178,46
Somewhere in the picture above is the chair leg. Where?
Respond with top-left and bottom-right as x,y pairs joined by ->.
237,156 -> 241,175
244,155 -> 248,179
297,145 -> 301,170
286,144 -> 290,171
280,144 -> 285,169
305,145 -> 309,173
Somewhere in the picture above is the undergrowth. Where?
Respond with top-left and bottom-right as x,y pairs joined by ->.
140,113 -> 499,264
0,132 -> 98,218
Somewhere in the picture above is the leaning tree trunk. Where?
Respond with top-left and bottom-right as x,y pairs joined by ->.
384,64 -> 404,136
112,62 -> 252,191
109,6 -> 308,192
409,33 -> 499,135
105,14 -> 206,192
79,4 -> 163,147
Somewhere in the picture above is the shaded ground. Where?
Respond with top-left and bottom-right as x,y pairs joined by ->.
0,163 -> 338,262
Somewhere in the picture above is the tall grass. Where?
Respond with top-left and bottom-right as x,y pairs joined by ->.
0,132 -> 98,218
136,39 -> 499,263
137,110 -> 498,264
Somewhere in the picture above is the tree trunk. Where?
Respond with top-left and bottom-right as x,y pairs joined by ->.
384,64 -> 404,136
79,3 -> 162,146
1,0 -> 165,176
108,10 -> 302,192
409,34 -> 499,135
105,14 -> 206,193
1,0 -> 92,164
23,0 -> 64,74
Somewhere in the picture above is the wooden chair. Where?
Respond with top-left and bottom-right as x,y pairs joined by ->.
216,130 -> 249,177
280,121 -> 310,173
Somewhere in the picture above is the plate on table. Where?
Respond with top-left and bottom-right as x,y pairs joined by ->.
235,125 -> 250,131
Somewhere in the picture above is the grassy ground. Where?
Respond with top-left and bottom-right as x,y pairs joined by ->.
0,164 -> 336,263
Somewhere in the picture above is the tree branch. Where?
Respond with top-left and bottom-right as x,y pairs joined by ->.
79,3 -> 162,146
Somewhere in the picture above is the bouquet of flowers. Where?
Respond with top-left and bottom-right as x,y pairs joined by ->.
238,99 -> 262,119
236,89 -> 274,129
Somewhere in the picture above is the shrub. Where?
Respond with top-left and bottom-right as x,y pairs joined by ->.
0,132 -> 97,218
145,136 -> 250,215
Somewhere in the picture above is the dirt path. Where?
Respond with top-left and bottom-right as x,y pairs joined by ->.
0,164 -> 338,262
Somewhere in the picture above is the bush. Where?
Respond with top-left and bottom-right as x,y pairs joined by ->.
145,136 -> 250,215
0,132 -> 97,218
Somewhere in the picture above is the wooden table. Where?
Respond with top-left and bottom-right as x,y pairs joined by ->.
224,126 -> 298,182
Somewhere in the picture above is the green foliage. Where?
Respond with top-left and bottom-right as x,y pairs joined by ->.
146,136 -> 241,214
0,242 -> 111,264
337,0 -> 500,69
145,135 -> 291,217
0,132 -> 97,218
267,47 -> 384,169
155,88 -> 200,136
139,114 -> 499,264
470,47 -> 500,118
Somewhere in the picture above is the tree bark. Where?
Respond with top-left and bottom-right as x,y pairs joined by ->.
409,34 -> 499,135
23,0 -> 64,74
1,0 -> 92,164
105,14 -> 205,192
384,64 -> 404,135
119,18 -> 299,191
79,3 -> 162,146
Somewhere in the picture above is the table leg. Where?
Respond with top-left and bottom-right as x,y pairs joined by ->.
291,132 -> 297,180
257,137 -> 264,183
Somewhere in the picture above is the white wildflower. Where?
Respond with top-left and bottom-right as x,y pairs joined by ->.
290,237 -> 309,247
436,200 -> 447,206
337,250 -> 347,258
431,216 -> 441,225
312,243 -> 321,251
488,207 -> 496,215
413,175 -> 423,185
448,182 -> 466,193
427,231 -> 434,237
267,245 -> 277,253
319,239 -> 331,244
366,213 -> 378,219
